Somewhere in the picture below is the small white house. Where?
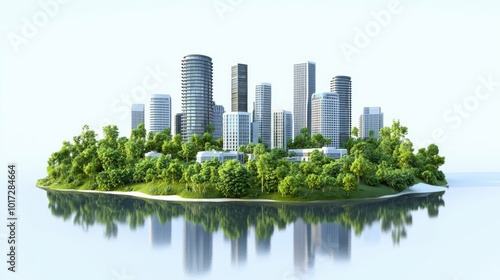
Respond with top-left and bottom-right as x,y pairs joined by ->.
196,150 -> 245,163
288,147 -> 347,162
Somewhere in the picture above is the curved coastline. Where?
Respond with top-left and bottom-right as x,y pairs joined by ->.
36,182 -> 448,204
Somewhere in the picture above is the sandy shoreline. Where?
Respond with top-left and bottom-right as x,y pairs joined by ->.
37,182 -> 447,203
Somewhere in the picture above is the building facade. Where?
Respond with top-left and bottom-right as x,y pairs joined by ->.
359,107 -> 384,139
182,54 -> 213,141
212,103 -> 225,140
196,151 -> 245,163
131,103 -> 145,130
293,62 -> 316,136
311,92 -> 340,148
148,94 -> 171,135
255,83 -> 272,148
175,113 -> 183,136
330,76 -> 351,148
272,110 -> 293,150
231,63 -> 248,112
223,112 -> 251,151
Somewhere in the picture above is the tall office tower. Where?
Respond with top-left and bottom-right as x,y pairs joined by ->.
255,83 -> 272,147
311,92 -> 340,148
212,103 -> 225,140
148,94 -> 171,135
131,103 -> 145,130
231,63 -> 248,112
182,54 -> 213,141
223,112 -> 251,151
184,221 -> 213,275
330,76 -> 352,148
359,107 -> 384,139
272,110 -> 293,149
293,62 -> 316,136
175,113 -> 183,136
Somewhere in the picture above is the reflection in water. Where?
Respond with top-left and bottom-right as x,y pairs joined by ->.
150,214 -> 171,247
45,190 -> 445,276
231,229 -> 247,266
184,221 -> 212,275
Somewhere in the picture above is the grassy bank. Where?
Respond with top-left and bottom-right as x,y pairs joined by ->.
36,177 -> 449,202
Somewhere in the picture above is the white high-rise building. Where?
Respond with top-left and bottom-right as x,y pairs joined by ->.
293,62 -> 316,137
255,83 -> 272,148
272,110 -> 293,150
149,94 -> 171,135
212,103 -> 225,140
223,112 -> 251,151
131,103 -> 145,130
359,107 -> 384,139
311,92 -> 340,148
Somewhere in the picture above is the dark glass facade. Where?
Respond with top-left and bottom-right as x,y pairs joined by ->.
330,76 -> 352,148
231,63 -> 248,112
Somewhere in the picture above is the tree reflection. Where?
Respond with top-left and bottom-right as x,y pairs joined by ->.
45,190 -> 445,245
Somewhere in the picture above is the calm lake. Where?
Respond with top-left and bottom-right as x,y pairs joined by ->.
2,171 -> 500,280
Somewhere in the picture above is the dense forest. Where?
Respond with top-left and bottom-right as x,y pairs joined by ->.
38,120 -> 446,199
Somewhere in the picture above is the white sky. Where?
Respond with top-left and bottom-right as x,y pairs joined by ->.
1,0 -> 499,172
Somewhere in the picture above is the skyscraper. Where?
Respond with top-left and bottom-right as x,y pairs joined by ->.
223,112 -> 251,151
131,103 -> 145,130
148,94 -> 171,135
330,76 -> 352,148
212,103 -> 225,140
272,110 -> 293,150
255,83 -> 272,147
311,92 -> 340,148
293,62 -> 316,136
359,107 -> 384,139
231,63 -> 248,112
182,54 -> 213,141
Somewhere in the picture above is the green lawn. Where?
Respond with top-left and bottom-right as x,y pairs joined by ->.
37,177 -> 415,202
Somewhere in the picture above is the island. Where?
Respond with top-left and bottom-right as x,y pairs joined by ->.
37,120 -> 447,201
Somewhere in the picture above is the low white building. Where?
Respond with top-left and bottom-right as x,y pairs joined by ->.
288,147 -> 347,162
196,151 -> 245,163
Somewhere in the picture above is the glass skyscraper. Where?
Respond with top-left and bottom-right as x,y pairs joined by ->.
181,54 -> 213,141
148,94 -> 171,135
255,83 -> 272,148
293,62 -> 316,137
131,103 -> 145,130
231,63 -> 248,112
330,76 -> 352,148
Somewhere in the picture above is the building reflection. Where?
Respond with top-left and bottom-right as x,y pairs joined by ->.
256,236 -> 271,256
149,214 -> 171,248
312,222 -> 351,262
184,221 -> 213,275
294,218 -> 315,272
231,229 -> 248,266
294,219 -> 351,272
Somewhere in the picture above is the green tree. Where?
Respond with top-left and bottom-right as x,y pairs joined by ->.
350,154 -> 370,183
342,173 -> 357,196
351,127 -> 359,138
217,160 -> 249,198
179,141 -> 197,162
278,175 -> 299,197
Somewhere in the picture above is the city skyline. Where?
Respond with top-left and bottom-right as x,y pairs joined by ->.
2,2 -> 499,172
